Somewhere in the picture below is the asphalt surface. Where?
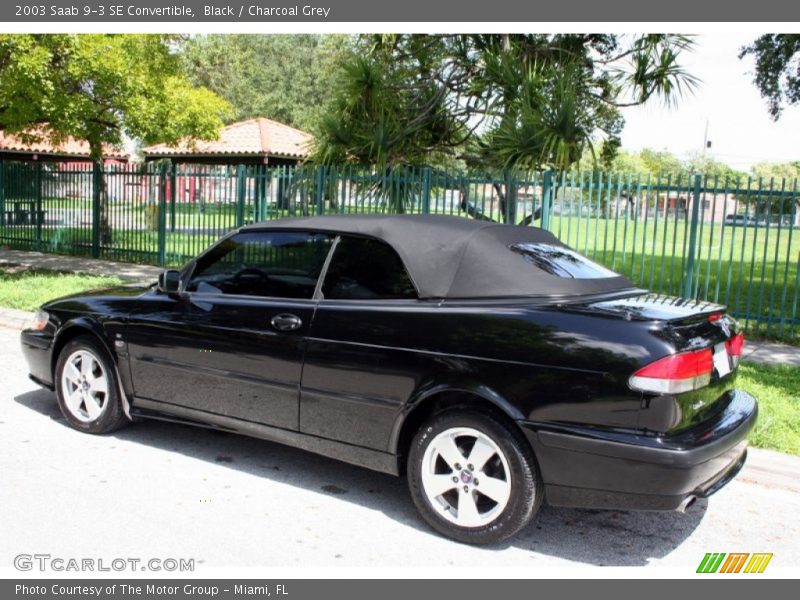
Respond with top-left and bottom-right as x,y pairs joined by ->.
1,325 -> 798,572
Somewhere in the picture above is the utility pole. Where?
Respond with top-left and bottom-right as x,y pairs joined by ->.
702,119 -> 711,156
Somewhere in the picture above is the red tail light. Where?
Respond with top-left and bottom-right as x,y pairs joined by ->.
629,348 -> 714,394
726,332 -> 745,367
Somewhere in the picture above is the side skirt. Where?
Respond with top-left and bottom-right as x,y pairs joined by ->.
130,398 -> 400,476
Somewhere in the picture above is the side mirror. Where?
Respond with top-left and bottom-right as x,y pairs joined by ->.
157,269 -> 181,295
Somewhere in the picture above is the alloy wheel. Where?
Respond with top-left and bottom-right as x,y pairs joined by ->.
60,349 -> 109,423
420,426 -> 512,527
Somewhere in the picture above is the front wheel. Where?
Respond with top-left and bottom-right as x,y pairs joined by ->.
55,336 -> 129,434
407,409 -> 542,544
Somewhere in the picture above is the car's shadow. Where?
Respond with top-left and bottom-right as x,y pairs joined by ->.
15,389 -> 707,566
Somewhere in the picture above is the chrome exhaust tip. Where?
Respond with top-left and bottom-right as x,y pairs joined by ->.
676,495 -> 697,513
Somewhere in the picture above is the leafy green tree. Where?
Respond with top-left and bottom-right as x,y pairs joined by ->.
180,34 -> 352,132
313,34 -> 698,221
592,145 -> 746,180
749,161 -> 800,222
740,35 -> 800,119
314,36 -> 464,167
638,149 -> 685,178
579,146 -> 751,217
312,36 -> 469,213
750,161 -> 800,183
683,152 -> 748,182
0,34 -> 230,244
590,147 -> 684,178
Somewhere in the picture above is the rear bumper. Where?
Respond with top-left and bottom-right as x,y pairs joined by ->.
522,389 -> 757,511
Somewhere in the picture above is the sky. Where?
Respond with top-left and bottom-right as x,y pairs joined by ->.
619,32 -> 800,171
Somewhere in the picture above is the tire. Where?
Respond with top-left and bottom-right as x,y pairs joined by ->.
54,335 -> 129,434
407,409 -> 543,544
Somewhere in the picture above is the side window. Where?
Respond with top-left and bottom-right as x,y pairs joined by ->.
186,231 -> 333,299
322,236 -> 417,300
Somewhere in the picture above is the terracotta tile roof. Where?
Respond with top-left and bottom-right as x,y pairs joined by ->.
142,117 -> 313,160
0,126 -> 128,160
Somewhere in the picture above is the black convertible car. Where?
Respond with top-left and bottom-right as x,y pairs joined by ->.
21,214 -> 756,544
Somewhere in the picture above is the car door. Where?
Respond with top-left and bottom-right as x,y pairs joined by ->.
300,235 -> 423,449
126,230 -> 334,430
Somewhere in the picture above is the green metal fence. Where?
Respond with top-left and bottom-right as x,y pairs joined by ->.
1,160 -> 798,342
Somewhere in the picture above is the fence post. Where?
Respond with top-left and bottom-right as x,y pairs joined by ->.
236,164 -> 247,227
682,174 -> 703,298
157,163 -> 167,266
253,164 -> 265,221
91,163 -> 101,258
169,163 -> 177,232
541,170 -> 553,230
260,167 -> 270,221
315,165 -> 325,216
35,162 -> 43,251
502,172 -> 513,223
421,167 -> 432,214
0,160 -> 5,227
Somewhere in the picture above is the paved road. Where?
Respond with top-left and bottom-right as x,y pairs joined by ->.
1,325 -> 798,573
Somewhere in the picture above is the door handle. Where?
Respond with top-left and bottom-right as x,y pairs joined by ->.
270,313 -> 302,331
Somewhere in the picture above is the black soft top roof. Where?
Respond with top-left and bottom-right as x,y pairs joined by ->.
242,214 -> 635,299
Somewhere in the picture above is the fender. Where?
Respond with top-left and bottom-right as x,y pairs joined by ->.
52,316 -> 115,357
51,316 -> 134,421
387,376 -> 525,454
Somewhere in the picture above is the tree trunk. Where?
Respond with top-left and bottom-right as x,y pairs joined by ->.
326,177 -> 338,212
458,186 -> 495,221
518,206 -> 542,227
90,143 -> 112,247
493,180 -> 519,224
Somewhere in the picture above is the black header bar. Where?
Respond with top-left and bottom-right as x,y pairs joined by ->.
3,0 -> 800,23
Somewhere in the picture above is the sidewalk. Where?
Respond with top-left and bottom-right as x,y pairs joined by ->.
0,248 -> 162,330
0,248 -> 162,284
1,248 -> 800,368
0,306 -> 35,330
742,446 -> 800,494
743,341 -> 800,367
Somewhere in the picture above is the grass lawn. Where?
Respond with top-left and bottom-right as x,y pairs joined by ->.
737,362 -> 800,455
0,267 -> 124,312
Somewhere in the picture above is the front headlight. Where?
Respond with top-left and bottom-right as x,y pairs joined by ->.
27,309 -> 50,331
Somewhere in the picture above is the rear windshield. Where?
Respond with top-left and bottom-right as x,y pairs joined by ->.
509,243 -> 619,279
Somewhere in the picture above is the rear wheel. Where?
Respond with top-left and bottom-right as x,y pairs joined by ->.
55,336 -> 128,434
407,409 -> 542,544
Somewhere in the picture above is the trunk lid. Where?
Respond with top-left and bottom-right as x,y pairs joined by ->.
577,293 -> 743,433
582,293 -> 727,326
